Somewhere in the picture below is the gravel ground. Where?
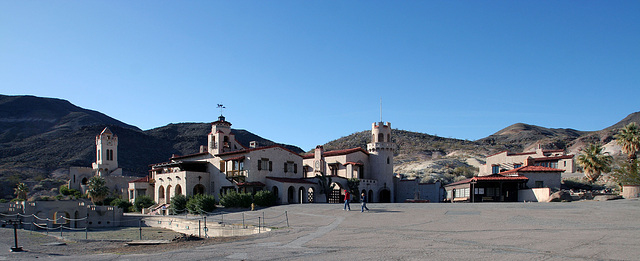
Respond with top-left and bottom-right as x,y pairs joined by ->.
0,226 -> 246,258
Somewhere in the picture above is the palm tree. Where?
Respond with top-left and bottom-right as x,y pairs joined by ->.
577,143 -> 613,183
614,122 -> 640,162
14,182 -> 29,200
315,172 -> 335,203
87,176 -> 110,205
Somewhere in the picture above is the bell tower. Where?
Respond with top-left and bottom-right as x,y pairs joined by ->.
208,115 -> 234,155
93,127 -> 118,176
367,121 -> 395,202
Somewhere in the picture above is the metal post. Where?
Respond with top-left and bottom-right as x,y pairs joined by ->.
258,217 -> 261,233
242,213 -> 245,228
198,220 -> 201,238
139,218 -> 142,240
7,219 -> 23,252
204,216 -> 208,238
285,211 -> 289,227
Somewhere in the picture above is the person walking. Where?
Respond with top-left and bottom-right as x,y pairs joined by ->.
361,192 -> 370,212
343,189 -> 351,211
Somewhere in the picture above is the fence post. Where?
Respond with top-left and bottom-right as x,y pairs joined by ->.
204,216 -> 208,238
139,218 -> 142,240
242,213 -> 245,228
198,220 -> 201,238
258,217 -> 261,233
285,211 -> 289,227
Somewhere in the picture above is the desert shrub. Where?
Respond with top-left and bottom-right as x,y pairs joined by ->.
0,199 -> 7,203
186,194 -> 217,214
253,190 -> 276,207
219,191 -> 252,208
55,194 -> 64,200
170,194 -> 188,214
110,198 -> 133,213
133,195 -> 155,212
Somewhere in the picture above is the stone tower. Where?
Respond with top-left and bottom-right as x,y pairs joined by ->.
367,122 -> 395,202
93,127 -> 118,176
208,115 -> 236,155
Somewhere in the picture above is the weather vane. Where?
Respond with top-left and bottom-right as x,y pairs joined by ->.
217,104 -> 226,116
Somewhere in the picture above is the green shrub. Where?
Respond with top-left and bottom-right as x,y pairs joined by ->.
133,195 -> 155,212
253,190 -> 276,207
55,194 -> 64,200
186,194 -> 217,214
110,198 -> 133,213
219,191 -> 252,208
0,199 -> 7,203
170,194 -> 188,214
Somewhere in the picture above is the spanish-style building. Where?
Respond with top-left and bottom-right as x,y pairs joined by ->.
68,127 -> 138,199
479,146 -> 575,176
129,116 -> 397,206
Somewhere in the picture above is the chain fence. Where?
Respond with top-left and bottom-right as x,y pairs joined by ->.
1,209 -> 290,241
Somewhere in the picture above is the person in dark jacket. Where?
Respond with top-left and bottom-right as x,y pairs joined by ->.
361,192 -> 370,212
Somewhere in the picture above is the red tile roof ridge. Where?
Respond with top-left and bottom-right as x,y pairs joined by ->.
500,165 -> 565,174
302,147 -> 369,159
216,145 -> 302,157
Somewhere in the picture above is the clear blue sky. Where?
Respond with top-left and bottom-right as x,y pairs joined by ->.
1,1 -> 639,151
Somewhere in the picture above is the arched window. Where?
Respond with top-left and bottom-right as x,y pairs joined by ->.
378,133 -> 384,143
387,134 -> 390,142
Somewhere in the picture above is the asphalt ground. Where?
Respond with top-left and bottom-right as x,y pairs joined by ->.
1,199 -> 639,260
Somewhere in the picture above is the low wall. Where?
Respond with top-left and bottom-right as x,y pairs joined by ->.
142,216 -> 266,238
622,185 -> 640,199
518,188 -> 551,202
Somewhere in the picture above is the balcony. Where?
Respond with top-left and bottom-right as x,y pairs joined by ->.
225,170 -> 248,183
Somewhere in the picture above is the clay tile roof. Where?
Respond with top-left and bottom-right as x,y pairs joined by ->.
343,162 -> 364,166
215,145 -> 302,158
266,177 -> 316,184
129,176 -> 150,183
302,147 -> 369,159
532,155 -> 574,161
445,174 -> 529,187
500,165 -> 565,174
225,156 -> 245,161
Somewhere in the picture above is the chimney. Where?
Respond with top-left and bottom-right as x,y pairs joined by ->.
250,141 -> 258,148
199,145 -> 207,153
525,156 -> 535,166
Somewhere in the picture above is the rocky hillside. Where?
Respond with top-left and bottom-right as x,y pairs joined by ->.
0,95 -> 302,199
320,112 -> 640,184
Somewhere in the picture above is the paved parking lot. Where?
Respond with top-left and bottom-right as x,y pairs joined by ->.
2,199 -> 640,260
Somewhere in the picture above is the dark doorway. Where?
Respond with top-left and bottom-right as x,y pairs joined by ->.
379,189 -> 391,203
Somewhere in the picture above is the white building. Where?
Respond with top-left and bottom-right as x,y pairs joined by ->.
129,116 -> 398,206
68,127 -> 137,199
479,146 -> 575,176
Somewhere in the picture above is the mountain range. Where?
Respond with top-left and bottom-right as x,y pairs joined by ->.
0,94 -> 638,199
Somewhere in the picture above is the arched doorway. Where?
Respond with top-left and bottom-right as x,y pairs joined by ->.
329,182 -> 343,203
379,189 -> 391,203
307,187 -> 315,203
193,184 -> 205,195
288,186 -> 295,204
175,185 -> 182,196
298,187 -> 305,204
272,186 -> 280,204
368,190 -> 373,203
166,185 -> 172,204
158,185 -> 165,204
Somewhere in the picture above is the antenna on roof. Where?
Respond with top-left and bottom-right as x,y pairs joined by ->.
379,98 -> 382,122
217,104 -> 226,116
